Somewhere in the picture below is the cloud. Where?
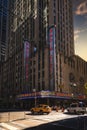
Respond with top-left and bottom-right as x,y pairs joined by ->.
74,34 -> 79,42
74,30 -> 80,35
74,30 -> 79,42
74,29 -> 84,42
74,27 -> 87,42
75,1 -> 87,15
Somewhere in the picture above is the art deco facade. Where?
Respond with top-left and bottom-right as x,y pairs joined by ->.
7,0 -> 74,90
0,0 -> 87,107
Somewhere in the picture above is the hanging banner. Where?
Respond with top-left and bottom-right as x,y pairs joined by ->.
24,41 -> 31,81
48,25 -> 56,90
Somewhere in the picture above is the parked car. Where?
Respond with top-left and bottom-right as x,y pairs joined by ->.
67,102 -> 86,114
30,104 -> 52,114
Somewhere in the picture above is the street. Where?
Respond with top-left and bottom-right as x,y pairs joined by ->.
0,110 -> 87,130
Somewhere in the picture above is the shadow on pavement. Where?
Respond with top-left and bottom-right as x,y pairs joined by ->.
26,112 -> 50,116
0,108 -> 26,112
23,116 -> 87,130
63,111 -> 83,115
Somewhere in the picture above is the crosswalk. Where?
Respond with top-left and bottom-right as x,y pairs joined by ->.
0,123 -> 19,130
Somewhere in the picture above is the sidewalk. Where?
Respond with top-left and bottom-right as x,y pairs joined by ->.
0,117 -> 50,130
0,110 -> 64,130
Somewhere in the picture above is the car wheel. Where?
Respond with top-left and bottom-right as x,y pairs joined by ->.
67,110 -> 70,113
39,110 -> 43,115
47,112 -> 50,114
31,110 -> 34,115
82,112 -> 85,115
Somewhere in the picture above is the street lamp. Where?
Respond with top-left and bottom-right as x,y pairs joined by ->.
33,89 -> 36,107
71,93 -> 74,98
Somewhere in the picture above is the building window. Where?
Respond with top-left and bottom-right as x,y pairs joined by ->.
38,82 -> 40,91
38,72 -> 40,79
42,71 -> 44,78
42,81 -> 45,90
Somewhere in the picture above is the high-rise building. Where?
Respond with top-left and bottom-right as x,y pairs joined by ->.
0,0 -> 8,62
8,0 -> 74,91
10,0 -> 74,56
5,0 -> 87,107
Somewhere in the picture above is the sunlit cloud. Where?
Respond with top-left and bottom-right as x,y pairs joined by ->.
74,28 -> 87,42
74,30 -> 80,35
74,29 -> 81,42
74,34 -> 79,42
75,28 -> 87,34
75,1 -> 87,15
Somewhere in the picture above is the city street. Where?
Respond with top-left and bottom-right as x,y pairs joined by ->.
0,110 -> 87,130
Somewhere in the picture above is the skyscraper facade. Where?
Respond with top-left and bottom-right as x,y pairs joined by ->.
0,0 -> 8,62
5,0 -> 87,107
8,0 -> 74,92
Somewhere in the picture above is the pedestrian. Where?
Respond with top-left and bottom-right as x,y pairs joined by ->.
56,106 -> 58,112
61,105 -> 65,112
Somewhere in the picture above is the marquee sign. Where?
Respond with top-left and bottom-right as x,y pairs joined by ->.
17,91 -> 72,99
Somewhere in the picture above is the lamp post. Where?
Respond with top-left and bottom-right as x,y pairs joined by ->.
33,89 -> 36,107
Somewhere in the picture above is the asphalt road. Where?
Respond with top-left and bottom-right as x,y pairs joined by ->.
24,116 -> 87,130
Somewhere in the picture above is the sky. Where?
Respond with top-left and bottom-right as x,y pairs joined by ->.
73,0 -> 87,61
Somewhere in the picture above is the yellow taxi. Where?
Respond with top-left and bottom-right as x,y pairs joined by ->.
30,104 -> 52,114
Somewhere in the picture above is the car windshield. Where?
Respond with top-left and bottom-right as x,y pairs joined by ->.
79,103 -> 85,107
44,105 -> 49,108
37,104 -> 47,107
70,104 -> 77,107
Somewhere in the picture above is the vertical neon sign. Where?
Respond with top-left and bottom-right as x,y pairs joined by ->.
48,26 -> 56,90
24,41 -> 30,82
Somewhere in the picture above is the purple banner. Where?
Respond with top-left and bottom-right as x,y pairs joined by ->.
24,41 -> 30,81
48,26 -> 56,90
